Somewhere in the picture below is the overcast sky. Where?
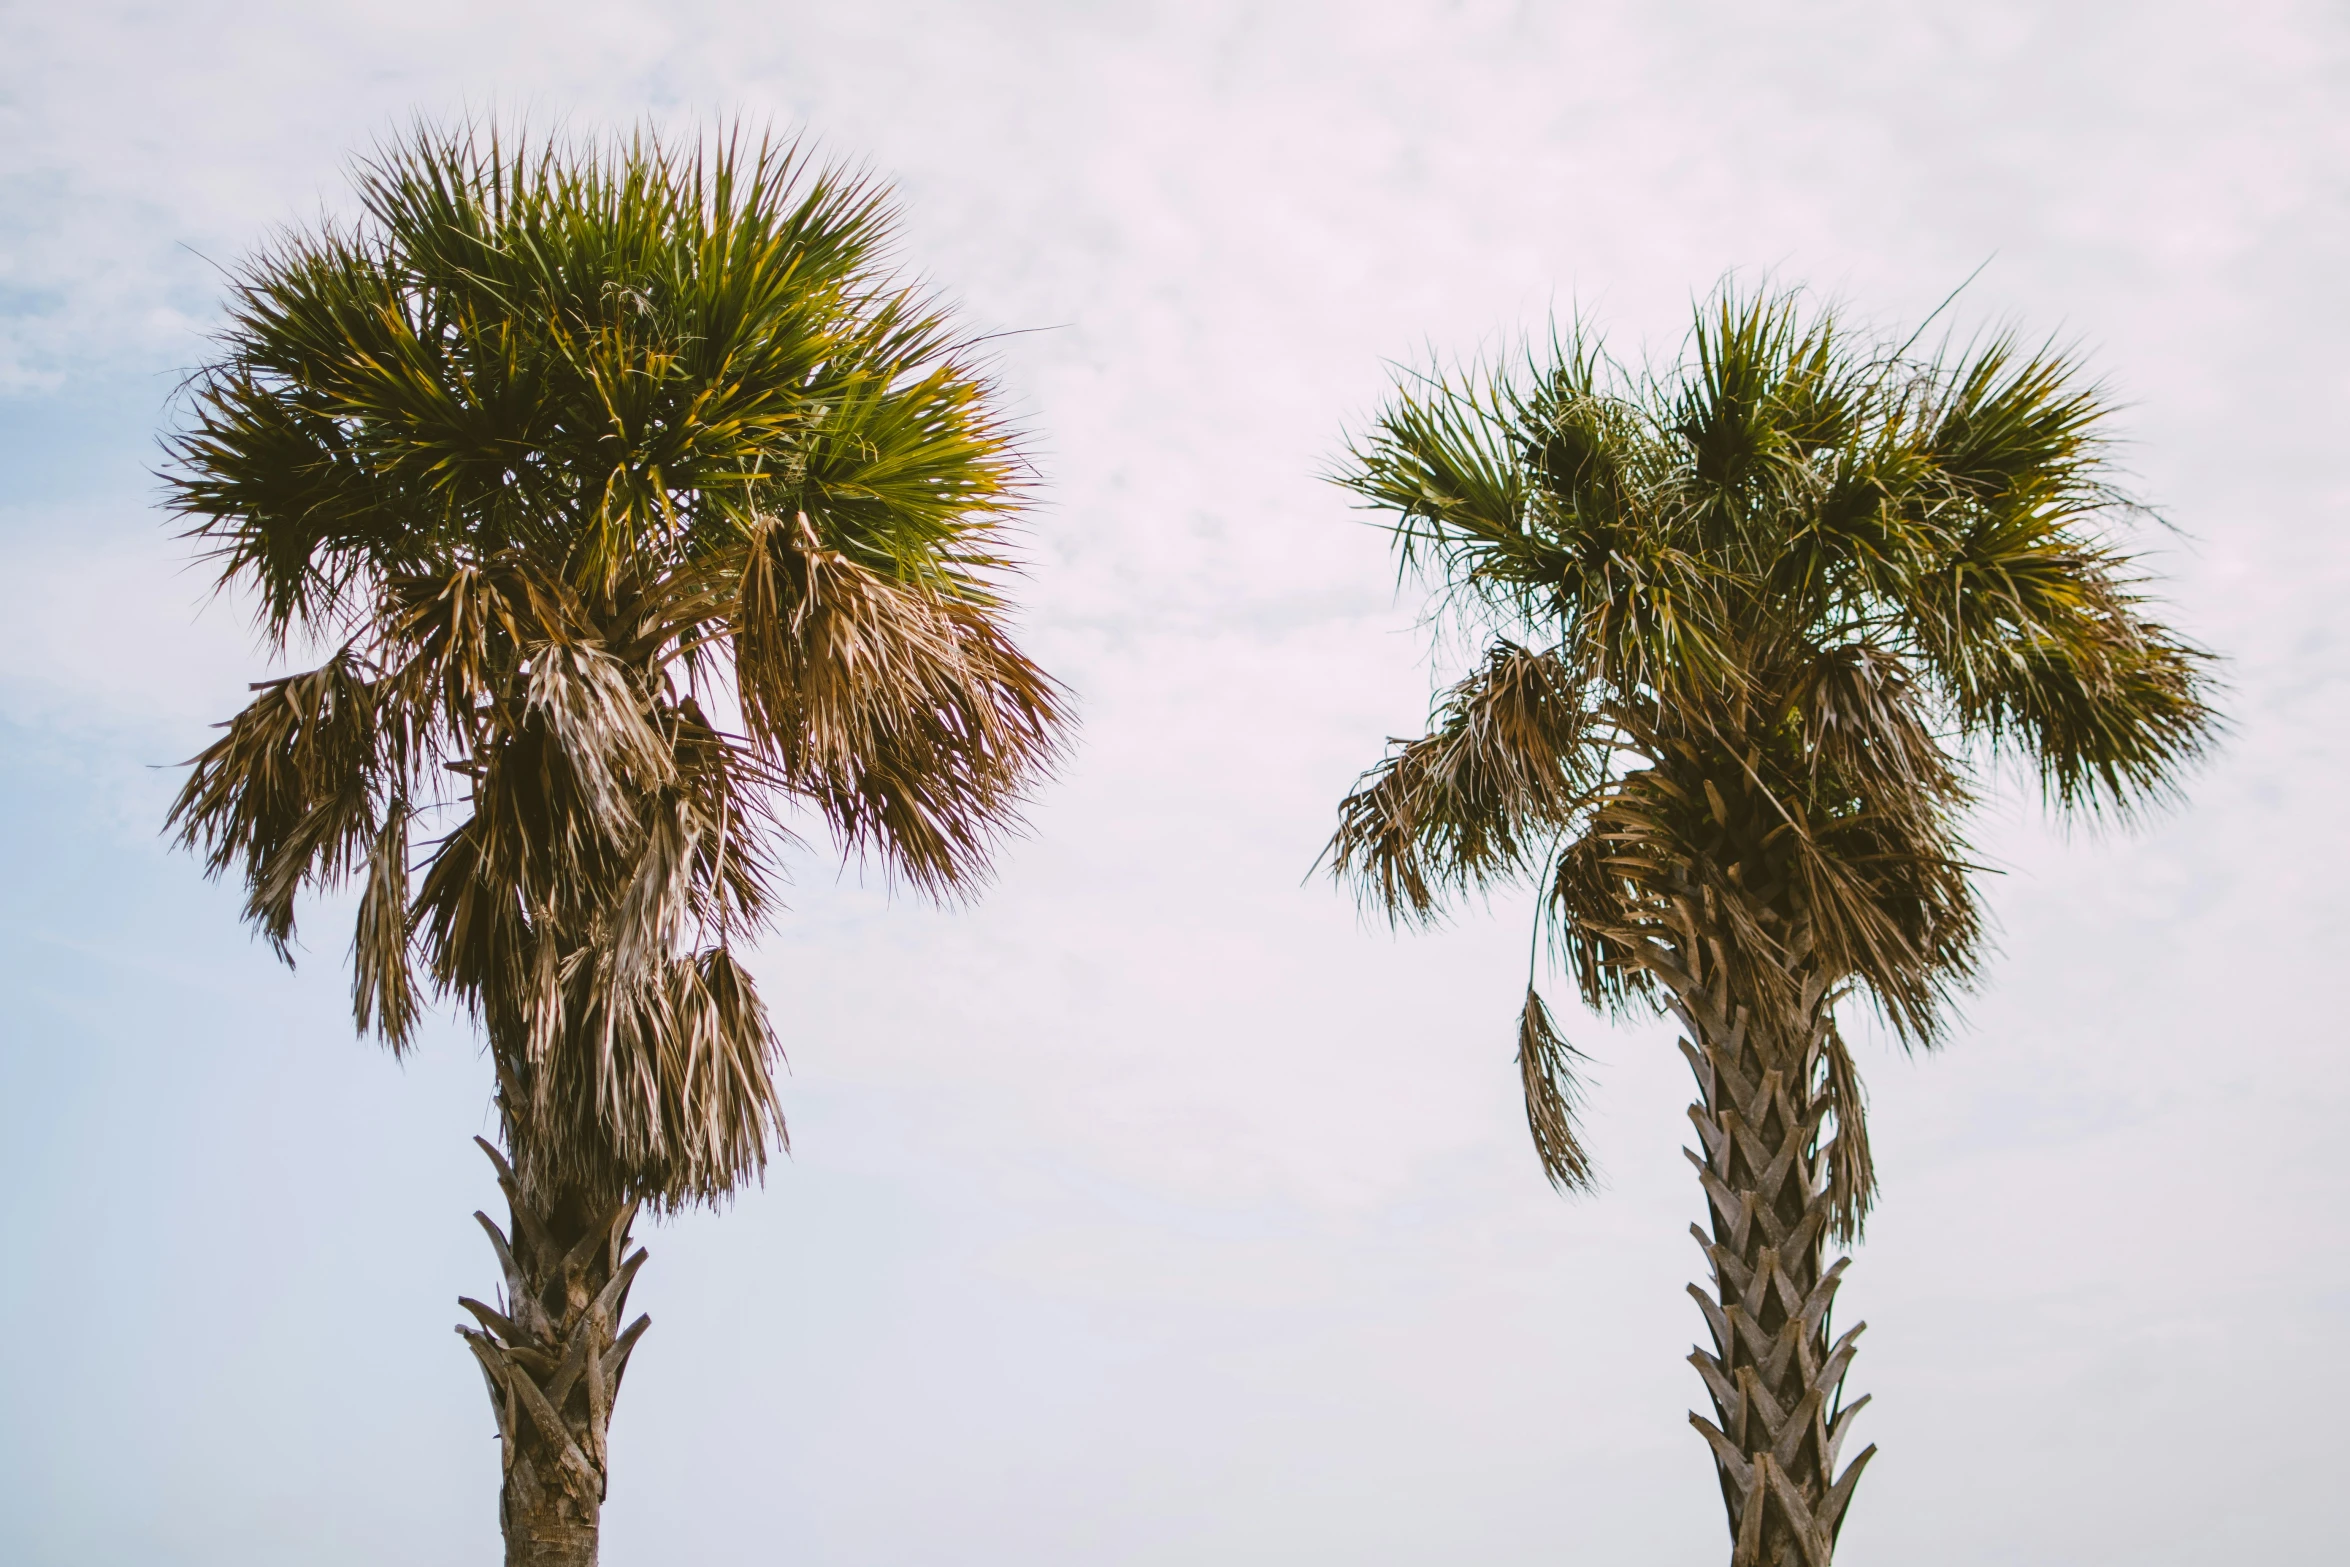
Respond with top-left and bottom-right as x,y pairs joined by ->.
2,3 -> 2345,1564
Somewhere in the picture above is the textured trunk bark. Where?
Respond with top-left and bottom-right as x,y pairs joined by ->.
1669,937 -> 1874,1567
455,1138 -> 651,1567
501,1484 -> 601,1567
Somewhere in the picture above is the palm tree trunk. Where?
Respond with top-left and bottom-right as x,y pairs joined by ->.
455,1138 -> 651,1567
1665,937 -> 1874,1567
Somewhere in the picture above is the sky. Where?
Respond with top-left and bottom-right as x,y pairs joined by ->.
1,2 -> 2345,1563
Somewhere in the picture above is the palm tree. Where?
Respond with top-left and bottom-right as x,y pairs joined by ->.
163,123 -> 1067,1566
1324,288 -> 2216,1566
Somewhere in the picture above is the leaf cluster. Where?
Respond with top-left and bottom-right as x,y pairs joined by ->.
1329,287 -> 2219,1206
165,122 -> 1069,1210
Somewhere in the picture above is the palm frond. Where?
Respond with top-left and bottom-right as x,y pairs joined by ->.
1517,987 -> 1599,1193
526,945 -> 789,1205
351,798 -> 418,1050
1918,532 -> 2217,817
1819,1018 -> 1876,1244
733,514 -> 1065,896
1336,367 -> 1557,621
1327,641 -> 1600,923
167,652 -> 388,958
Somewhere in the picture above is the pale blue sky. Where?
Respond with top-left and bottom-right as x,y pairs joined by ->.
2,3 -> 2345,1563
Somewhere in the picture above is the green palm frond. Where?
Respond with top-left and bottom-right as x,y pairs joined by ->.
1900,382 -> 2216,817
1339,366 -> 1555,619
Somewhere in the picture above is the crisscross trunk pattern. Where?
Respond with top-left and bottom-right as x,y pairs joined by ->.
1662,935 -> 1875,1566
455,1138 -> 652,1567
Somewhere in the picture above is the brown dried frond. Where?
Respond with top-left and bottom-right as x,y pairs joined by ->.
1818,1018 -> 1877,1244
1517,987 -> 1600,1193
351,799 -> 417,1051
1327,641 -> 1598,923
168,651 -> 386,959
732,513 -> 1067,896
1794,643 -> 1958,812
518,945 -> 789,1210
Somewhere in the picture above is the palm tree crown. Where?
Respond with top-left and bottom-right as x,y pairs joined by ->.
1331,289 -> 2214,1211
165,124 -> 1068,1212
